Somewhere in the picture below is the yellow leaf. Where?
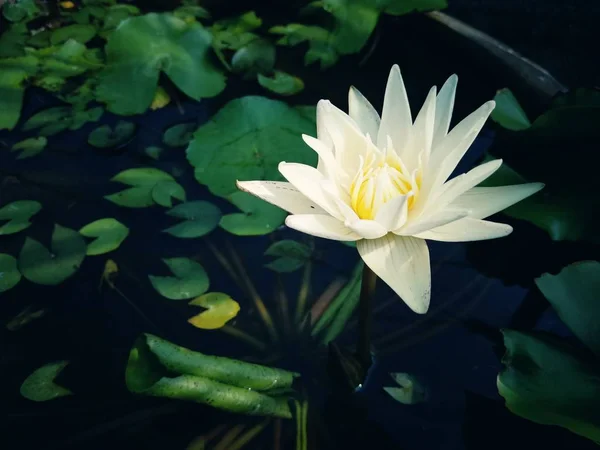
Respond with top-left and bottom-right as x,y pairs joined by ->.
100,259 -> 119,289
60,1 -> 75,8
150,86 -> 171,110
188,292 -> 240,330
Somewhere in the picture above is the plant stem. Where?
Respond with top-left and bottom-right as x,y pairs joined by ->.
356,264 -> 377,369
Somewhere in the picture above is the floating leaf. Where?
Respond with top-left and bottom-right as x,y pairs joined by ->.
384,372 -> 428,405
151,181 -> 186,207
382,0 -> 448,15
50,24 -> 97,45
88,120 -> 136,148
149,257 -> 209,300
231,39 -> 276,76
105,168 -> 176,208
187,96 -> 316,197
104,186 -> 155,208
144,146 -> 163,160
126,334 -> 295,418
535,261 -> 600,356
2,0 -> 41,23
18,224 -> 86,285
270,24 -> 338,69
163,201 -> 221,238
322,0 -> 380,55
0,23 -> 28,57
22,106 -> 71,134
71,107 -> 104,130
79,218 -> 129,256
0,55 -> 39,130
20,361 -> 73,402
0,200 -> 42,235
491,88 -> 532,131
188,292 -> 240,329
150,86 -> 171,110
220,192 -> 287,236
102,4 -> 140,31
264,240 -> 311,273
11,136 -> 47,159
162,122 -> 197,147
498,329 -> 600,444
0,254 -> 21,293
257,71 -> 304,96
97,13 -> 225,115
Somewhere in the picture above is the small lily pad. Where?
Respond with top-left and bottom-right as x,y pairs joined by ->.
188,292 -> 240,329
88,120 -> 136,149
0,254 -> 22,293
384,372 -> 429,405
105,168 -> 176,208
264,239 -> 311,273
18,224 -> 86,285
79,218 -> 129,255
163,122 -> 197,147
491,88 -> 532,131
0,200 -> 42,235
257,71 -> 304,96
20,361 -> 73,402
22,106 -> 71,134
144,146 -> 163,160
219,191 -> 286,236
231,39 -> 276,76
163,201 -> 222,238
149,257 -> 209,300
11,136 -> 47,159
104,186 -> 155,208
50,24 -> 97,45
151,181 -> 186,207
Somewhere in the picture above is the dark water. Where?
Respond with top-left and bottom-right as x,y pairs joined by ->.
1,3 -> 598,450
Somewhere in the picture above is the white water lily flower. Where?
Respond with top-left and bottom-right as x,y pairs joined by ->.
237,65 -> 543,314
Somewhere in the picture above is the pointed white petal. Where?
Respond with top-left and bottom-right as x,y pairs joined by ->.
377,64 -> 412,153
432,74 -> 457,148
348,86 -> 380,139
285,214 -> 361,241
302,134 -> 337,179
316,100 -> 334,148
415,217 -> 513,242
405,86 -> 437,169
347,219 -> 387,239
236,180 -> 327,215
374,194 -> 409,231
451,183 -> 545,219
358,235 -> 431,314
278,162 -> 342,219
396,209 -> 468,236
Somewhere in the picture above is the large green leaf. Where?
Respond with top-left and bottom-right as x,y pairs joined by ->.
20,361 -> 73,402
0,55 -> 38,130
149,257 -> 209,300
151,181 -> 186,208
219,192 -> 287,236
79,218 -> 129,255
186,96 -> 316,197
0,254 -> 21,293
163,201 -> 222,238
498,329 -> 600,444
18,224 -> 87,285
0,200 -> 42,235
0,23 -> 28,57
535,261 -> 600,356
96,13 -> 226,115
126,334 -> 295,418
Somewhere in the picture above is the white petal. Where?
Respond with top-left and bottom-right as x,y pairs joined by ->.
302,134 -> 337,180
377,64 -> 412,153
278,162 -> 342,219
347,219 -> 387,239
285,214 -> 361,241
397,208 -> 468,236
415,218 -> 513,242
374,194 -> 409,231
432,74 -> 457,149
357,235 -> 431,314
451,183 -> 545,219
316,100 -> 334,148
407,85 -> 437,168
348,86 -> 380,139
236,180 -> 327,215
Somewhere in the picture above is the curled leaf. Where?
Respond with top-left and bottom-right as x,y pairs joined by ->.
188,292 -> 240,329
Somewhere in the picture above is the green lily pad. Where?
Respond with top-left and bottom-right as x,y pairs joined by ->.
162,122 -> 197,147
382,0 -> 448,15
0,23 -> 28,58
322,0 -> 380,55
2,0 -> 40,22
0,55 -> 39,130
186,95 -> 316,197
188,292 -> 240,330
11,137 -> 47,159
22,105 -> 103,136
498,329 -> 600,444
144,146 -> 163,160
102,4 -> 140,31
104,186 -> 155,208
257,71 -> 304,96
0,254 -> 22,293
269,24 -> 338,69
220,192 -> 287,236
0,200 -> 42,235
163,201 -> 222,238
535,261 -> 600,356
151,181 -> 186,208
231,39 -> 276,76
71,106 -> 104,130
50,24 -> 97,45
491,88 -> 532,131
88,120 -> 136,148
264,239 -> 312,273
105,168 -> 177,208
18,224 -> 86,285
96,12 -> 226,115
20,361 -> 73,402
173,5 -> 210,21
79,218 -> 129,255
27,29 -> 52,48
149,257 -> 209,300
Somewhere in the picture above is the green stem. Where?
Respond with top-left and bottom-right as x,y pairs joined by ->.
356,264 -> 377,369
220,325 -> 268,352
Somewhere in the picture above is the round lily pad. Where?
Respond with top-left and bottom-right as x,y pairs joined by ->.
20,360 -> 73,402
151,181 -> 186,208
79,218 -> 129,255
0,200 -> 42,235
18,224 -> 86,285
219,191 -> 286,236
162,122 -> 197,147
188,292 -> 240,329
50,24 -> 97,45
149,257 -> 209,300
163,201 -> 222,238
88,120 -> 136,149
0,254 -> 22,293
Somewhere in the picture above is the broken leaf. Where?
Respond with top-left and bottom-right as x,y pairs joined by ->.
149,257 -> 209,300
219,192 -> 287,236
151,181 -> 187,207
0,200 -> 42,235
79,218 -> 129,255
163,201 -> 222,238
0,253 -> 21,293
11,136 -> 47,159
88,120 -> 136,149
188,292 -> 240,330
20,360 -> 73,402
163,122 -> 197,147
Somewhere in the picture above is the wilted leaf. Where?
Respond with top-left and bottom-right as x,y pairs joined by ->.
257,71 -> 304,96
79,218 -> 129,255
491,88 -> 532,131
0,200 -> 42,235
219,192 -> 287,236
149,257 -> 209,300
163,201 -> 222,238
264,239 -> 311,273
88,120 -> 136,148
20,361 -> 73,402
0,254 -> 21,293
151,181 -> 186,207
163,122 -> 197,147
11,137 -> 47,159
188,292 -> 240,329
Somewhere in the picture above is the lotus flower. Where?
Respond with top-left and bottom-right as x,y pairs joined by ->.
237,65 -> 543,314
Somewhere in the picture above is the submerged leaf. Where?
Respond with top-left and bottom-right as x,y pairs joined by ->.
264,240 -> 311,273
79,218 -> 129,255
219,192 -> 286,236
188,292 -> 240,329
163,201 -> 222,238
20,361 -> 73,402
0,254 -> 22,293
149,257 -> 209,300
88,120 -> 136,148
18,224 -> 86,285
11,137 -> 47,159
491,88 -> 532,131
0,200 -> 42,235
163,122 -> 197,147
